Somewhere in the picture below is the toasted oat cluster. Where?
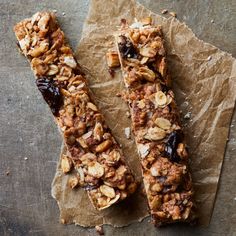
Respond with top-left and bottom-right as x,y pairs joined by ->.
14,12 -> 137,210
115,19 -> 195,225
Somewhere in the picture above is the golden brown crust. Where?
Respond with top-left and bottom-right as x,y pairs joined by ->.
14,12 -> 137,210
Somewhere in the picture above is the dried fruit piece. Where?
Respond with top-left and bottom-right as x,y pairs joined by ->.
36,77 -> 63,116
118,35 -> 137,59
155,117 -> 171,130
61,155 -> 73,173
100,185 -> 116,198
88,162 -> 104,178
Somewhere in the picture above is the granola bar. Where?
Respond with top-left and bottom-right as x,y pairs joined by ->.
14,12 -> 137,210
115,19 -> 195,225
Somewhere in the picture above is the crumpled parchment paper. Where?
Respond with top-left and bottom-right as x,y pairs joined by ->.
51,0 -> 236,227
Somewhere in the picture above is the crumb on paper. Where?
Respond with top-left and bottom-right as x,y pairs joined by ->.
211,19 -> 214,23
184,112 -> 191,119
95,225 -> 104,235
24,157 -> 28,161
6,169 -> 10,176
116,92 -> 121,97
161,9 -> 168,14
126,111 -> 131,118
124,127 -> 131,139
207,56 -> 212,61
62,12 -> 66,16
169,11 -> 177,17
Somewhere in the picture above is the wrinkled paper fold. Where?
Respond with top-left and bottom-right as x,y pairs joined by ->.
51,0 -> 236,227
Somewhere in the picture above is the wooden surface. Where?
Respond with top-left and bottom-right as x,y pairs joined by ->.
0,0 -> 236,235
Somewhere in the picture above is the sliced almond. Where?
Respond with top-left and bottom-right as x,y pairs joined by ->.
150,165 -> 161,177
155,117 -> 171,130
151,183 -> 162,192
139,67 -> 156,82
100,185 -> 116,198
63,56 -> 77,68
98,193 -> 120,210
37,14 -> 50,30
75,166 -> 85,183
61,155 -> 73,173
144,127 -> 166,141
28,41 -> 49,57
68,176 -> 79,189
140,17 -> 152,25
140,47 -> 157,58
87,102 -> 98,111
137,143 -> 150,158
82,130 -> 93,139
137,100 -> 146,109
47,64 -> 58,75
88,162 -> 104,178
77,137 -> 88,148
155,91 -> 167,106
94,123 -> 103,141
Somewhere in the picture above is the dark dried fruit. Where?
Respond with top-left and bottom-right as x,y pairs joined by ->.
164,131 -> 183,162
36,77 -> 63,116
118,35 -> 137,59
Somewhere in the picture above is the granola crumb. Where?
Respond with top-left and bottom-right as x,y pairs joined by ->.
24,157 -> 28,161
62,12 -> 66,16
95,225 -> 104,235
124,127 -> 131,139
207,56 -> 212,61
184,112 -> 191,119
108,68 -> 115,78
126,111 -> 131,118
6,170 -> 10,176
52,9 -> 57,13
161,9 -> 168,14
211,19 -> 214,23
116,92 -> 122,97
169,12 -> 177,17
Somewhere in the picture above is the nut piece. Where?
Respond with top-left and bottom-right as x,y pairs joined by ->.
47,64 -> 59,75
87,102 -> 98,111
137,143 -> 150,158
145,127 -> 166,141
88,162 -> 104,178
155,91 -> 167,106
155,117 -> 171,130
94,122 -> 103,141
100,185 -> 116,198
140,47 -> 157,58
63,56 -> 77,68
95,140 -> 112,153
106,51 -> 120,68
98,193 -> 120,210
139,67 -> 156,82
28,41 -> 49,57
61,155 -> 73,173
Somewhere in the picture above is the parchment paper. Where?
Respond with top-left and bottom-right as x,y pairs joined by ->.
51,0 -> 236,227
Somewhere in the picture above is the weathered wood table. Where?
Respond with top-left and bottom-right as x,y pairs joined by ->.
0,0 -> 235,235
